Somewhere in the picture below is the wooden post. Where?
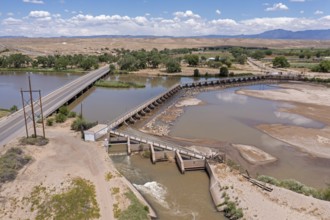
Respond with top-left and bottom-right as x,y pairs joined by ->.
127,137 -> 131,155
150,144 -> 155,164
38,90 -> 45,138
28,75 -> 37,137
21,89 -> 29,138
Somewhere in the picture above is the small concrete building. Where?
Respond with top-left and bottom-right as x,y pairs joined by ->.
84,124 -> 108,142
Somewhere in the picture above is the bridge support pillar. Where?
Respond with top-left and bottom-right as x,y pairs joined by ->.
150,144 -> 156,164
175,151 -> 185,174
127,137 -> 131,155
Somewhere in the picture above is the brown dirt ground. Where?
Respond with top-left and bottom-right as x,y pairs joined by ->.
2,38 -> 330,56
0,119 -> 153,219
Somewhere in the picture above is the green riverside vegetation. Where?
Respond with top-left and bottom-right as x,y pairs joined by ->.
24,178 -> 100,220
0,148 -> 31,184
118,190 -> 149,220
257,175 -> 330,201
95,80 -> 145,88
1,47 -> 330,75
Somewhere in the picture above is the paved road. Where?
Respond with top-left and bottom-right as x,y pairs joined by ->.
0,65 -> 109,147
247,57 -> 300,75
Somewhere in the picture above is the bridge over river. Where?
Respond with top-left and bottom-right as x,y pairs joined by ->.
99,74 -> 301,172
0,65 -> 110,147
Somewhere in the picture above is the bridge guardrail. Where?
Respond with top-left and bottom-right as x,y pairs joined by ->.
110,130 -> 206,159
107,83 -> 181,129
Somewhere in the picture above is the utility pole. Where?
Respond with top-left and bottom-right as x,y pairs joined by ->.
39,90 -> 45,138
20,74 -> 46,139
21,89 -> 29,138
80,102 -> 83,118
28,75 -> 37,137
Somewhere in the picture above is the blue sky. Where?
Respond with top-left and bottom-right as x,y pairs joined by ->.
1,0 -> 330,36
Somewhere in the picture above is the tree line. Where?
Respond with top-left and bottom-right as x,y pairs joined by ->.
1,46 -> 329,73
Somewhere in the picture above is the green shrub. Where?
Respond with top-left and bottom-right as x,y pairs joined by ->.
257,175 -> 280,186
321,186 -> 330,201
55,113 -> 67,123
223,200 -> 243,220
46,118 -> 54,126
26,178 -> 100,220
193,69 -> 200,77
59,106 -> 69,116
10,105 -> 18,113
257,175 -> 330,201
71,118 -> 97,131
0,148 -> 31,184
118,191 -> 149,220
68,111 -> 77,118
280,179 -> 305,194
219,66 -> 229,77
20,136 -> 49,146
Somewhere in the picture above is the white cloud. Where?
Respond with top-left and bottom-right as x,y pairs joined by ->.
173,10 -> 201,19
290,0 -> 305,2
23,0 -> 44,4
52,14 -> 61,18
300,10 -> 304,14
29,11 -> 51,18
314,10 -> 324,15
7,12 -> 14,16
2,17 -> 22,25
266,3 -> 289,11
1,11 -> 330,37
216,9 -> 221,15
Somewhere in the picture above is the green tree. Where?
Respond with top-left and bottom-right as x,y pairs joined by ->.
184,54 -> 199,66
54,56 -> 69,70
219,66 -> 229,77
81,56 -> 98,70
251,51 -> 265,60
236,54 -> 247,65
118,55 -> 138,71
166,59 -> 181,73
265,50 -> 273,56
10,105 -> 18,112
272,56 -> 290,68
36,56 -> 48,68
193,69 -> 200,77
147,49 -> 162,68
109,64 -> 116,73
299,54 -> 305,59
7,53 -> 31,68
312,60 -> 330,73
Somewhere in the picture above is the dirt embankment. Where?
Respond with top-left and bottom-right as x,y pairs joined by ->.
209,163 -> 330,220
237,83 -> 330,159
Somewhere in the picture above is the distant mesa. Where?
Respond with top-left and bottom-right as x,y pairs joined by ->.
1,29 -> 330,40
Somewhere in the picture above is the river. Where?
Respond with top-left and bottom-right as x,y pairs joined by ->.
1,71 -> 329,219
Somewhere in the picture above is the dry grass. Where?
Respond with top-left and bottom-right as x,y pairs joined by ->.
1,38 -> 330,57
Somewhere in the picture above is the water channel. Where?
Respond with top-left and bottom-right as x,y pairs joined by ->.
1,72 -> 330,219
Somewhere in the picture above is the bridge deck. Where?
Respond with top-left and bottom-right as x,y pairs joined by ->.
110,130 -> 206,159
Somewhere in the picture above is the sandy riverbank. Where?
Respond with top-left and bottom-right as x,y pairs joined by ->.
0,120 -> 155,219
208,162 -> 330,220
232,144 -> 277,165
237,83 -> 330,159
